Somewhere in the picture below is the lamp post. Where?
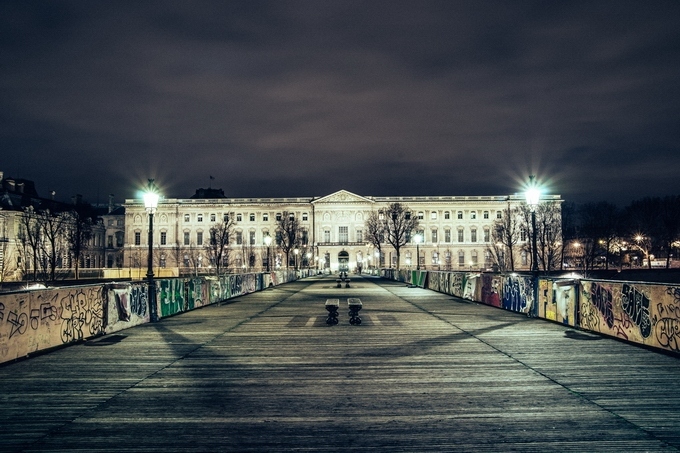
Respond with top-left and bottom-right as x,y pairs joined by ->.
414,233 -> 423,270
264,234 -> 272,272
143,179 -> 160,322
306,252 -> 311,271
294,248 -> 299,271
525,175 -> 541,274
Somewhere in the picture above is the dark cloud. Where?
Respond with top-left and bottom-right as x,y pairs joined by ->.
2,0 -> 680,206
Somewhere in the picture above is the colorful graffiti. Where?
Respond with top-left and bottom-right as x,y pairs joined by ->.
0,271 -> 298,365
502,275 -> 533,314
481,274 -> 502,308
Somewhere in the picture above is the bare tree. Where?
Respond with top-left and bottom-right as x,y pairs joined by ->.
657,195 -> 680,268
64,204 -> 95,280
536,201 -> 563,271
18,207 -> 41,281
206,215 -> 236,275
276,211 -> 302,269
38,210 -> 69,282
379,203 -> 419,270
490,204 -> 521,271
364,211 -> 384,267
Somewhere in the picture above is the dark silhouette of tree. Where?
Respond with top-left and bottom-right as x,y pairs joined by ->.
276,211 -> 302,269
206,214 -> 235,275
379,203 -> 419,270
364,211 -> 384,267
65,202 -> 96,280
489,204 -> 520,271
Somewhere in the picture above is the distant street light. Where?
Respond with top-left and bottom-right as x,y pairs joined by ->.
294,248 -> 299,270
143,179 -> 160,322
414,233 -> 423,270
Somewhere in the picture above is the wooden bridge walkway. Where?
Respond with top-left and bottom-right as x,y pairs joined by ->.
1,275 -> 679,452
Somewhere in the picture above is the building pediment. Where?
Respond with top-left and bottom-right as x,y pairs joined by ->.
312,190 -> 374,205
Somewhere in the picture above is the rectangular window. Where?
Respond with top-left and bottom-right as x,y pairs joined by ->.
210,214 -> 216,222
223,213 -> 229,222
197,214 -> 203,222
470,211 -> 476,219
457,211 -> 463,219
418,212 -> 424,220
497,211 -> 502,219
184,214 -> 190,222
356,229 -> 363,243
324,230 -> 330,243
430,212 -> 437,220
184,232 -> 190,246
483,211 -> 489,219
339,226 -> 348,244
236,231 -> 243,245
197,231 -> 203,246
484,229 -> 490,242
458,251 -> 465,266
445,229 -> 451,243
471,228 -> 477,243
250,213 -> 255,222
444,211 -> 450,220
160,232 -> 167,245
301,230 -> 308,244
432,230 -> 438,243
263,213 -> 269,221
134,232 -> 141,246
276,213 -> 282,221
107,235 -> 113,247
458,229 -> 464,242
237,214 -> 242,222
249,231 -> 256,245
302,213 -> 308,221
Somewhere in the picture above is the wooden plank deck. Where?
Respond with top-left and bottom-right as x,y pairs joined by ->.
1,275 -> 679,452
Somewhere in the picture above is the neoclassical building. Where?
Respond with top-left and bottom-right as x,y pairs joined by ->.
123,189 -> 561,274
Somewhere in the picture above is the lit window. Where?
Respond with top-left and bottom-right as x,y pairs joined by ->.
430,212 -> 437,220
418,212 -> 424,220
339,226 -> 348,244
263,213 -> 269,221
432,229 -> 438,243
302,213 -> 308,221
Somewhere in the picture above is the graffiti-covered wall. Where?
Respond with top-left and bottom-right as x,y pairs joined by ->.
0,270 -> 300,364
578,280 -> 680,353
382,269 -> 680,354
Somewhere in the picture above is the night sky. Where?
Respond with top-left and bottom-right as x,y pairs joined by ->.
2,1 -> 680,206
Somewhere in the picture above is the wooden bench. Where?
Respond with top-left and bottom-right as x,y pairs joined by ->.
348,298 -> 362,325
325,299 -> 339,325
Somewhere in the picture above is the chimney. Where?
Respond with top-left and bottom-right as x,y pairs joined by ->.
108,194 -> 115,213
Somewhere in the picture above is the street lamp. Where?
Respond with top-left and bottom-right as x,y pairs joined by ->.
264,234 -> 272,272
294,248 -> 299,270
525,175 -> 541,274
306,252 -> 311,270
143,179 -> 160,322
414,233 -> 423,270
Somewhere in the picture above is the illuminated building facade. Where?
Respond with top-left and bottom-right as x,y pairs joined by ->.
123,189 -> 562,273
